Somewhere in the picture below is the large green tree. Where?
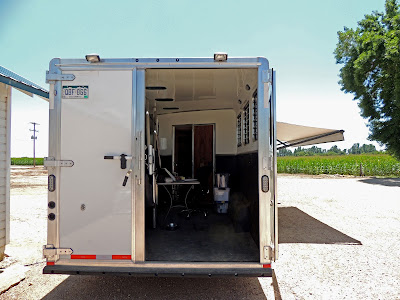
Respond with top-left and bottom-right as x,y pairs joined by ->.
334,0 -> 400,159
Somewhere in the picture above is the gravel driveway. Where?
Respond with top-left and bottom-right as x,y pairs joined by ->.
276,174 -> 400,299
1,168 -> 399,299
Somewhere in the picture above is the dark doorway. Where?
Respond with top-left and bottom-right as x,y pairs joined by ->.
194,124 -> 214,202
173,125 -> 193,177
173,124 -> 214,198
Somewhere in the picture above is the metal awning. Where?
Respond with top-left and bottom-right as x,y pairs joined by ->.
0,65 -> 49,100
277,122 -> 344,149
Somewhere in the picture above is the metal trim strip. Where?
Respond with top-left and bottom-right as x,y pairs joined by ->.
43,265 -> 272,277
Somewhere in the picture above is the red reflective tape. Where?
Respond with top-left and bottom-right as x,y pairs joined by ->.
71,255 -> 96,259
263,264 -> 271,268
47,262 -> 55,266
112,255 -> 131,260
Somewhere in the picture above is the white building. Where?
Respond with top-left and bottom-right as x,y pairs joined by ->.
0,66 -> 48,260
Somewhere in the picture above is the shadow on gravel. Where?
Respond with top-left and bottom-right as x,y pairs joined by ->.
359,177 -> 400,187
278,207 -> 362,245
41,276 -> 267,300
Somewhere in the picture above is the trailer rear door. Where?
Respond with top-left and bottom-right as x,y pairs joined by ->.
59,70 -> 134,258
258,68 -> 278,263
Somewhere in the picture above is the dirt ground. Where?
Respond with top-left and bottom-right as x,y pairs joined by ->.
1,167 -> 400,299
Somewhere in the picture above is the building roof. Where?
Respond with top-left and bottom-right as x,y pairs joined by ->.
0,65 -> 49,99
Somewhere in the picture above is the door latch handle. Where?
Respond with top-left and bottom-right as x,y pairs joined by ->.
104,154 -> 132,169
120,154 -> 127,169
122,169 -> 132,186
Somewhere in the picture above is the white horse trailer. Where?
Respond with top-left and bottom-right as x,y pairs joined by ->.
43,54 -> 343,277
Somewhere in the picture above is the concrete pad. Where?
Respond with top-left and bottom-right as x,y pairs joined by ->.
0,264 -> 27,294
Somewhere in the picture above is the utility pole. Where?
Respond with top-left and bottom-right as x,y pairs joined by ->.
30,122 -> 39,167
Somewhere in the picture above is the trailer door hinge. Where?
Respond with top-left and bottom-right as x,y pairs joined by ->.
43,245 -> 73,258
46,72 -> 75,83
262,69 -> 273,83
44,157 -> 74,168
264,245 -> 274,261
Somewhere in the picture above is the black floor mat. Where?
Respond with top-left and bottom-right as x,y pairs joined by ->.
145,211 -> 259,262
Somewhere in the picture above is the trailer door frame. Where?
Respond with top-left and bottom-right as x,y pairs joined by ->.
132,68 -> 146,262
257,65 -> 278,263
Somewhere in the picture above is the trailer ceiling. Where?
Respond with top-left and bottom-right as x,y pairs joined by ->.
145,68 -> 257,114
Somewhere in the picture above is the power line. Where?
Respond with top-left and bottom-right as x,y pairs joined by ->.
29,122 -> 39,167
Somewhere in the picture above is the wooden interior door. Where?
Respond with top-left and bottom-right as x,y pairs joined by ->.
194,125 -> 214,201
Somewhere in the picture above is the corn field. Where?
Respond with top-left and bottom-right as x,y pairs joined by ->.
11,157 -> 44,166
277,154 -> 400,177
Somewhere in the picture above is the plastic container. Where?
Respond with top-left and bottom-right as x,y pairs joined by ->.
215,173 -> 230,188
214,187 -> 230,214
215,201 -> 229,214
213,187 -> 230,202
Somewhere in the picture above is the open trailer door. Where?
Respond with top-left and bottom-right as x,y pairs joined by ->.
258,65 -> 278,264
45,62 -> 146,263
58,69 -> 133,260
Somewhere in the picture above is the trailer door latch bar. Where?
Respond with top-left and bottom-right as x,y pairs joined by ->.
44,157 -> 74,168
104,154 -> 132,169
46,72 -> 76,83
43,245 -> 73,258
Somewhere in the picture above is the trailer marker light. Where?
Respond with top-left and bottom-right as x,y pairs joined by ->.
48,175 -> 56,192
263,264 -> 271,268
69,254 -> 131,260
71,255 -> 96,259
146,86 -> 167,90
85,54 -> 100,63
112,255 -> 131,260
47,261 -> 55,266
261,175 -> 269,193
214,52 -> 228,62
155,98 -> 174,102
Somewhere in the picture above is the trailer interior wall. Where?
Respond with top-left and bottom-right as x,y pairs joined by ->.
0,83 -> 11,260
145,68 -> 261,262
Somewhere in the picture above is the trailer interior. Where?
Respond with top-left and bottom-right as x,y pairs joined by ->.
144,68 -> 261,262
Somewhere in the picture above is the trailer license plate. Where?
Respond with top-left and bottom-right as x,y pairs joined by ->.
62,86 -> 89,99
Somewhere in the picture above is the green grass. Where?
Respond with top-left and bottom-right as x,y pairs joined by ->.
12,154 -> 400,177
11,157 -> 44,166
277,154 -> 400,177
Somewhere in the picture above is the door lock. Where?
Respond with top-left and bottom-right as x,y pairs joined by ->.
104,154 -> 132,169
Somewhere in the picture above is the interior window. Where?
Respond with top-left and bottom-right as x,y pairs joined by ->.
252,91 -> 258,141
243,102 -> 250,145
237,113 -> 242,147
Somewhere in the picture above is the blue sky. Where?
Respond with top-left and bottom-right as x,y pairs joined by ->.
0,0 -> 385,156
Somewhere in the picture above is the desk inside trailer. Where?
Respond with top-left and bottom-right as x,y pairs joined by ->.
154,180 -> 200,228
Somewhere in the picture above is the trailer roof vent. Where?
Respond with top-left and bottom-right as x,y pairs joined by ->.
85,54 -> 101,63
214,52 -> 228,62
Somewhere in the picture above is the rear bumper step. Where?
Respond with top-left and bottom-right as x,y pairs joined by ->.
43,265 -> 272,277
